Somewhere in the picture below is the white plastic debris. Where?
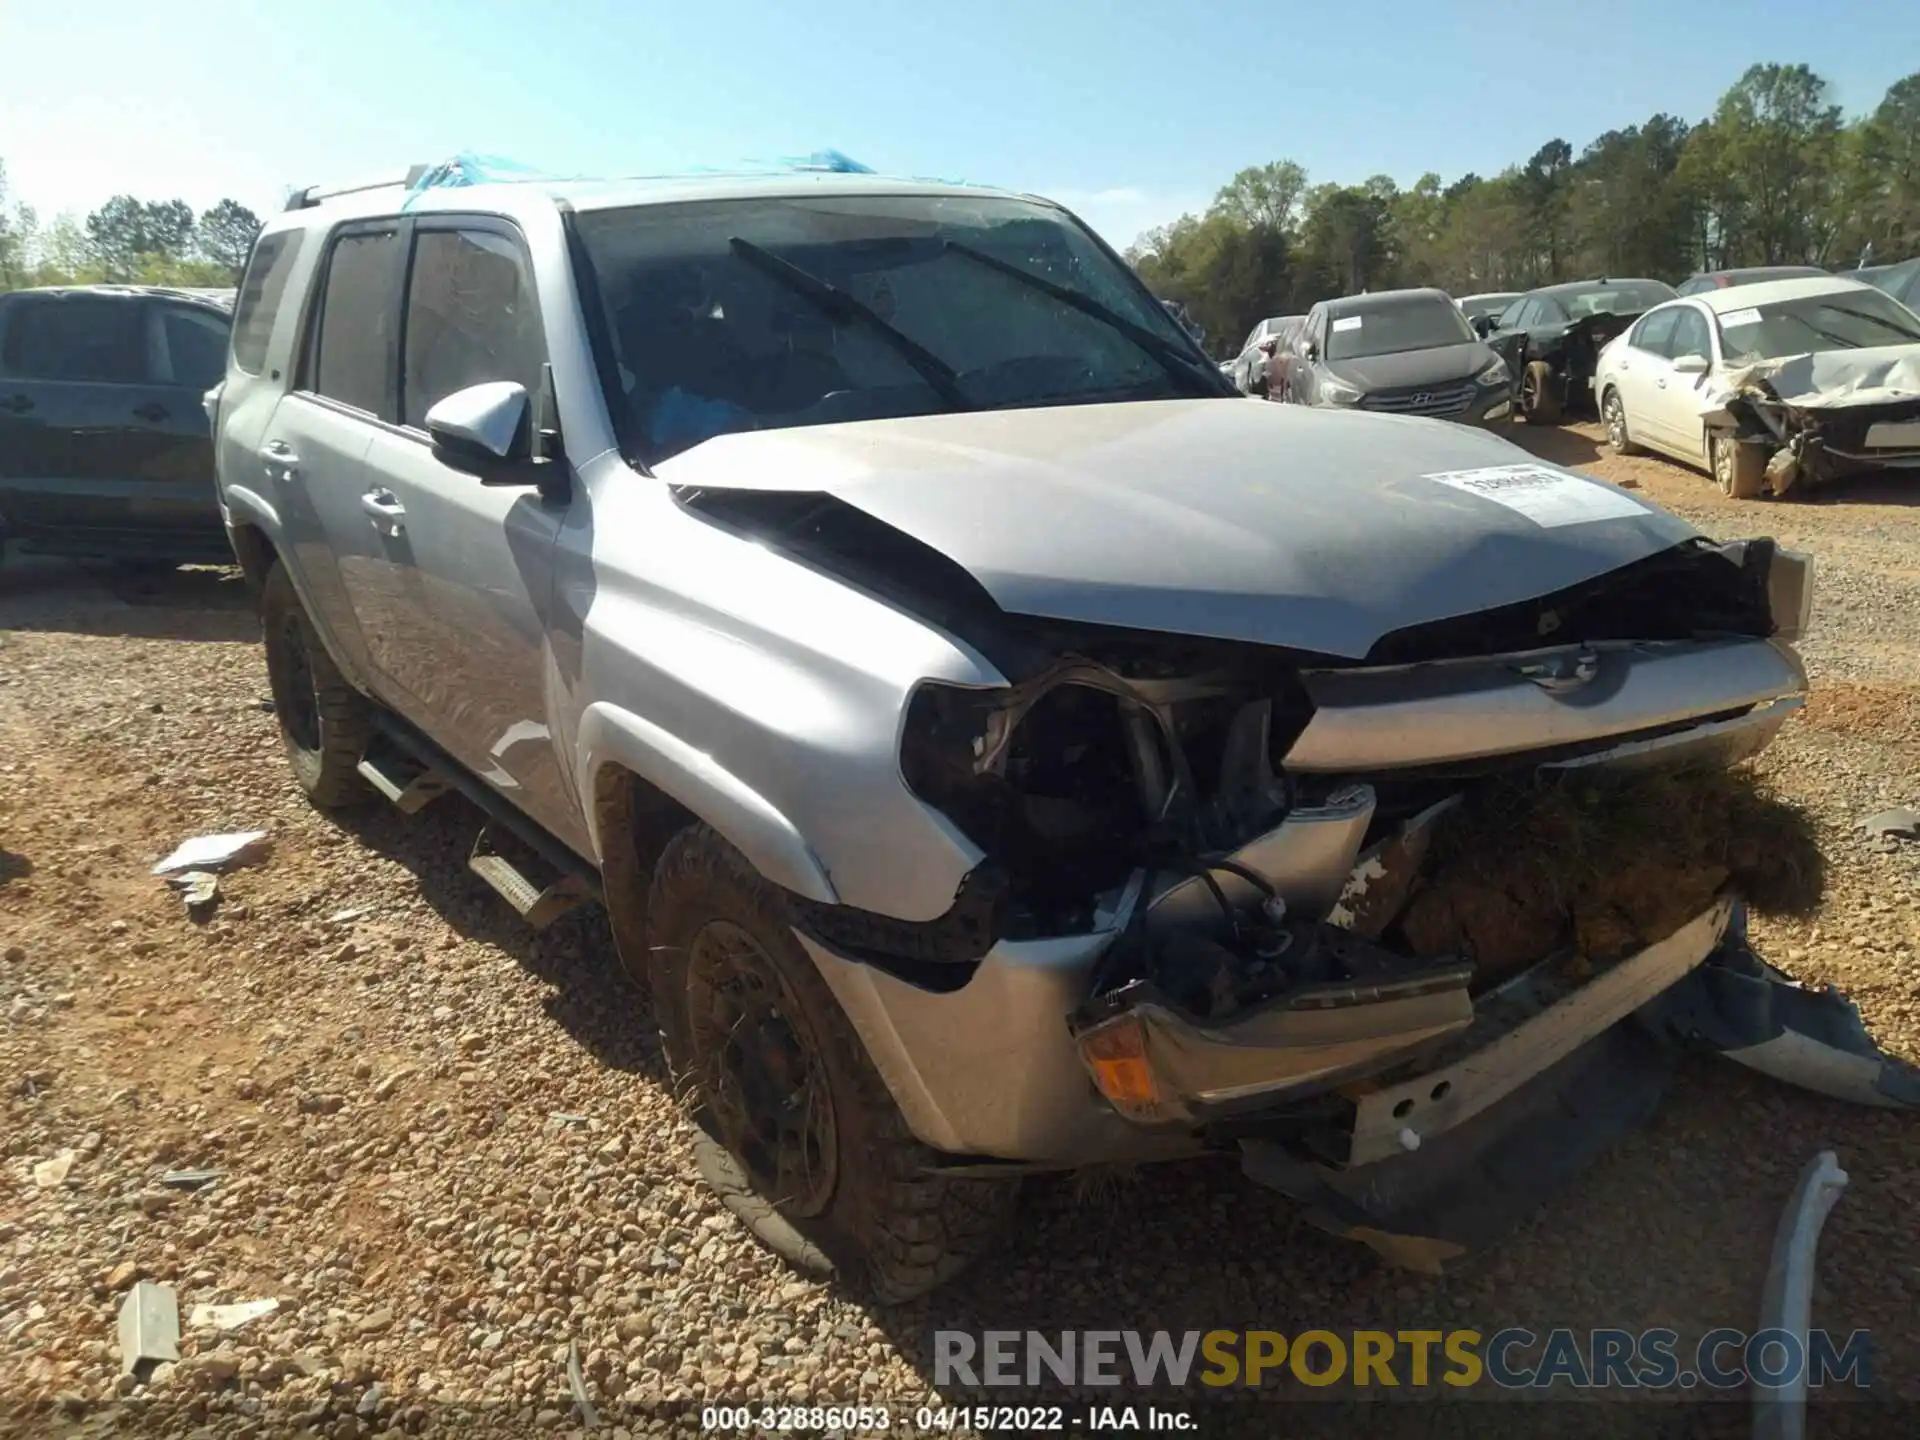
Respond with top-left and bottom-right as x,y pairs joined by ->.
1753,1150 -> 1849,1440
171,871 -> 220,913
151,831 -> 270,877
187,1298 -> 279,1332
327,906 -> 371,925
33,1149 -> 76,1187
118,1281 -> 180,1375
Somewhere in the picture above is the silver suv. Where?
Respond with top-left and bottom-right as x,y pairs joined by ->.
215,162 -> 1904,1301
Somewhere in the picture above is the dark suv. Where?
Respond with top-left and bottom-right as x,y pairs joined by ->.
0,285 -> 234,565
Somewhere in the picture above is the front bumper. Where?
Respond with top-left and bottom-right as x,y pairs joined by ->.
1242,903 -> 1920,1271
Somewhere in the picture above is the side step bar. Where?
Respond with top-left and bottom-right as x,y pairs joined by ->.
468,826 -> 593,930
357,752 -> 454,815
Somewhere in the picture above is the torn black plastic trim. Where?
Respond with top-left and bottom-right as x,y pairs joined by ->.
1361,536 -> 1778,666
788,862 -> 1008,977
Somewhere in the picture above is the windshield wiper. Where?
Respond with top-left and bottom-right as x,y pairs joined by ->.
940,241 -> 1228,398
727,237 -> 973,410
1820,305 -> 1920,344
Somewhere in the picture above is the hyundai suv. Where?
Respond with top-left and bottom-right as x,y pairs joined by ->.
214,160 -> 1906,1301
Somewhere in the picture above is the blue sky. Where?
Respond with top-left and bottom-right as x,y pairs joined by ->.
2,0 -> 1913,250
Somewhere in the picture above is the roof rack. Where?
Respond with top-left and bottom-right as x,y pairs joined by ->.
285,165 -> 431,212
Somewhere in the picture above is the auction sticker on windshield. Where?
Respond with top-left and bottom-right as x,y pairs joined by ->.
1421,464 -> 1647,527
1721,307 -> 1762,328
1331,316 -> 1364,332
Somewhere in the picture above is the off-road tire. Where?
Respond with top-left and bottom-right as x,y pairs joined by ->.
1710,433 -> 1767,500
646,824 -> 1019,1303
1601,388 -> 1641,456
261,562 -> 371,808
1520,360 -> 1563,425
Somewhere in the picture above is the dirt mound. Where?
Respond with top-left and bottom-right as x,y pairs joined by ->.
1397,764 -> 1824,988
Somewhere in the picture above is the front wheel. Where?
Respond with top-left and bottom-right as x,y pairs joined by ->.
261,562 -> 371,808
1601,389 -> 1641,456
646,825 -> 1019,1303
1710,433 -> 1768,499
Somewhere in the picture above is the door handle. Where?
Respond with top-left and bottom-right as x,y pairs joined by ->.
1,393 -> 33,414
133,401 -> 169,423
261,440 -> 299,482
360,490 -> 406,531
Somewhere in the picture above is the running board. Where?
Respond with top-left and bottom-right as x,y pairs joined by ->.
468,826 -> 592,930
357,752 -> 453,815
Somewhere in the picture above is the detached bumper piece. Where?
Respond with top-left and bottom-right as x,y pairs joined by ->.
1233,903 -> 1917,1271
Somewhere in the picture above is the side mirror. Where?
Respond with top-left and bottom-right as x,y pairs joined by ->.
1672,353 -> 1710,377
425,381 -> 529,462
1257,337 -> 1277,356
1471,315 -> 1496,337
1302,341 -> 1318,362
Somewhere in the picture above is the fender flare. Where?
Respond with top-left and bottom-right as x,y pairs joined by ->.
577,701 -> 838,904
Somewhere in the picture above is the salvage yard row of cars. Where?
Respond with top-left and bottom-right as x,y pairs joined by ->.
5,162 -> 1920,1304
1227,259 -> 1920,498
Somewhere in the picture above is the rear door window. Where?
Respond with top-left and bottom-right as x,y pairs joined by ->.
304,225 -> 406,419
230,230 -> 303,375
400,226 -> 545,429
0,296 -> 146,383
156,305 -> 231,391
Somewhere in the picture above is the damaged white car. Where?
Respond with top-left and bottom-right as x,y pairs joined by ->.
1596,275 -> 1920,496
218,165 -> 1918,1303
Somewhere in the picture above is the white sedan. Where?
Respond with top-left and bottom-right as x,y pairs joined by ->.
1593,275 -> 1920,495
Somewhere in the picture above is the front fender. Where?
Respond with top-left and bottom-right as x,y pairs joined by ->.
576,701 -> 838,904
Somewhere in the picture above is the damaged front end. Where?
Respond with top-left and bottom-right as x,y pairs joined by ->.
1708,347 -> 1920,495
709,478 -> 1906,1268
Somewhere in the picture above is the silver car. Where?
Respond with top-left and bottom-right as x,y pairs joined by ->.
214,162 -> 1909,1301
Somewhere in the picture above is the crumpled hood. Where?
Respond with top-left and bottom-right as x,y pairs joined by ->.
657,399 -> 1696,659
1325,341 -> 1499,392
1722,345 -> 1920,410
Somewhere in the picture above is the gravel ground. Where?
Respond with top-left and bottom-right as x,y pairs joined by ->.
3,426 -> 1919,1437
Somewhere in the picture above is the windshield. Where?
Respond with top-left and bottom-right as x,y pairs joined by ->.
1717,286 -> 1920,363
1324,299 -> 1474,360
573,193 -> 1219,463
1550,281 -> 1677,319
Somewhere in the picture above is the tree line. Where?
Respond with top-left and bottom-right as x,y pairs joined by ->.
0,162 -> 265,291
1129,64 -> 1920,355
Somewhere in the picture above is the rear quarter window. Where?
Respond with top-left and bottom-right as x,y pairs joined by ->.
230,230 -> 304,375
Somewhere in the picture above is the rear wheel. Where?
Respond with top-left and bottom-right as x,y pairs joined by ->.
1520,361 -> 1563,425
1710,432 -> 1767,499
646,825 -> 1019,1302
261,563 -> 371,808
1601,389 -> 1641,456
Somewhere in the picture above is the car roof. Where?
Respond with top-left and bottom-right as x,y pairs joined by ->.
1458,290 -> 1520,302
1324,287 -> 1455,314
0,283 -> 234,313
266,171 -> 1041,236
1689,265 -> 1826,280
1532,277 -> 1670,300
1686,274 -> 1876,312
